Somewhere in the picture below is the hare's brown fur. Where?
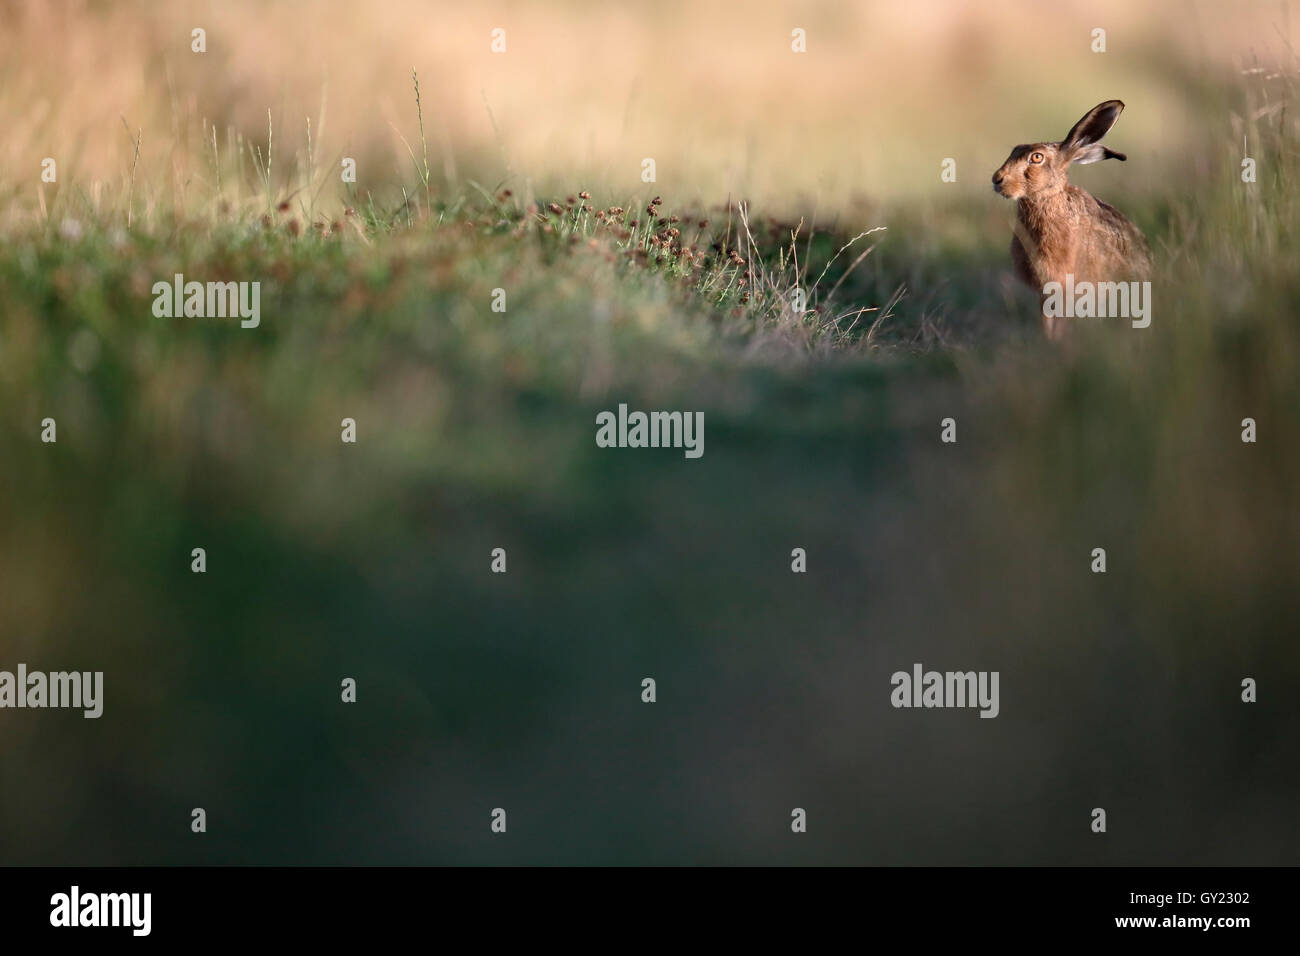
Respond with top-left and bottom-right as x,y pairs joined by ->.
993,101 -> 1150,339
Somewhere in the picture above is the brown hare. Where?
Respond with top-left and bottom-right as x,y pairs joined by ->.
992,100 -> 1151,339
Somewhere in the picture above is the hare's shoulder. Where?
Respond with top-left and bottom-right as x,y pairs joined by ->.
1094,196 -> 1148,245
1089,195 -> 1152,273
1092,196 -> 1134,226
1079,192 -> 1142,239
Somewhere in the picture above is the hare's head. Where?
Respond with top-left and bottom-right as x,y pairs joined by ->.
992,100 -> 1128,200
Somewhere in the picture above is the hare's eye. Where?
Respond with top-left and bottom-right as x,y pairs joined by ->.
1029,151 -> 1045,164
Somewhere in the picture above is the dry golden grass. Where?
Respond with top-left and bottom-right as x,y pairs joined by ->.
2,0 -> 1295,224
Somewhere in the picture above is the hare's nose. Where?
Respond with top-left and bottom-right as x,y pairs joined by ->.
992,172 -> 1004,185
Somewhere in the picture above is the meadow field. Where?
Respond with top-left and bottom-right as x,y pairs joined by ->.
0,0 -> 1297,864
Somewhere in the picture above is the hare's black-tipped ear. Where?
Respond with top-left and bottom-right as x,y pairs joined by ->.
1062,100 -> 1125,151
1071,144 -> 1127,165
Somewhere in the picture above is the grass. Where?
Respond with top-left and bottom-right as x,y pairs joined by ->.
1,43 -> 1298,864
